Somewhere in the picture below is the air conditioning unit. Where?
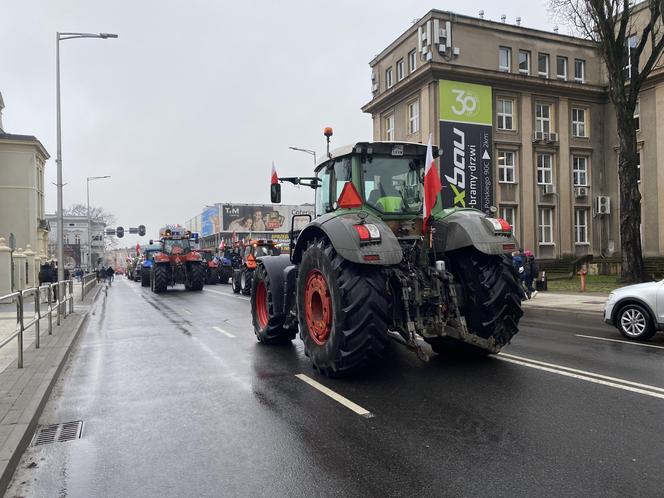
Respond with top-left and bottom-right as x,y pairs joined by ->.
548,132 -> 558,142
596,195 -> 611,214
574,186 -> 588,198
542,184 -> 556,195
425,51 -> 433,62
438,44 -> 447,53
534,131 -> 545,141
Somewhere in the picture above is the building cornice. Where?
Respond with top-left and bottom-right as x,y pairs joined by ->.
0,134 -> 50,160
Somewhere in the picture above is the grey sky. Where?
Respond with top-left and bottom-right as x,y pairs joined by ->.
1,0 -> 555,246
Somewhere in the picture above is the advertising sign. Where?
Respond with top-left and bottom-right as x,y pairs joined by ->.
201,205 -> 221,237
438,80 -> 493,214
221,204 -> 314,233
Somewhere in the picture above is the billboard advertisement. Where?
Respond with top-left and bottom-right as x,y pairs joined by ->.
221,204 -> 314,233
201,205 -> 221,237
439,79 -> 493,214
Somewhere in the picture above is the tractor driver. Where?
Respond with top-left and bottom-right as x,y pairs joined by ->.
367,176 -> 405,213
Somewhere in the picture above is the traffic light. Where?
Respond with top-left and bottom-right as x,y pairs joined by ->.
138,224 -> 146,236
116,226 -> 124,238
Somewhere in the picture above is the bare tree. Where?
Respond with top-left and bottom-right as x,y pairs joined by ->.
61,204 -> 118,249
551,0 -> 664,282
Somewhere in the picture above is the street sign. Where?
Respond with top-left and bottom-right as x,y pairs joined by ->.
129,227 -> 138,234
8,233 -> 16,252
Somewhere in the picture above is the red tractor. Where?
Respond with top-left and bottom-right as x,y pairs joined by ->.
195,248 -> 220,285
232,240 -> 280,295
151,226 -> 206,293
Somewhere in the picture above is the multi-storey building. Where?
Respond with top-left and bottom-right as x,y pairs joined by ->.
46,214 -> 106,269
362,5 -> 664,258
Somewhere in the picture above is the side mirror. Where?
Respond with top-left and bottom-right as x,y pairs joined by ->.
271,183 -> 281,204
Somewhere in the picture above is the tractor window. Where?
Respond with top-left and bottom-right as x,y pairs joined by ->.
362,157 -> 423,214
316,158 -> 352,215
163,239 -> 191,255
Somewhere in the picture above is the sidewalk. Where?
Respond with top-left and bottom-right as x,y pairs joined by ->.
0,282 -> 101,495
522,290 -> 608,317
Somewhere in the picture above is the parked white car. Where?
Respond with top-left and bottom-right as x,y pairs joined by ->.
604,280 -> 664,341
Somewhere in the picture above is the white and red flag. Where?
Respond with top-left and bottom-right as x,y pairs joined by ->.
271,162 -> 279,185
423,133 -> 442,232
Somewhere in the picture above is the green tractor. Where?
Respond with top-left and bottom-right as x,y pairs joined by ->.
250,139 -> 523,376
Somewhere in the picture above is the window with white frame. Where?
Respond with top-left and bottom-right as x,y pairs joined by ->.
498,150 -> 516,183
538,53 -> 550,78
499,46 -> 511,72
518,50 -> 530,74
572,156 -> 588,186
539,208 -> 553,244
75,233 -> 81,245
499,206 -> 517,235
496,98 -> 514,130
385,114 -> 394,141
396,59 -> 405,81
574,59 -> 585,82
535,103 -> 551,134
557,56 -> 567,80
537,153 -> 553,185
624,34 -> 637,79
634,99 -> 640,130
386,67 -> 393,89
636,151 -> 641,183
408,50 -> 417,73
574,208 -> 588,244
571,108 -> 587,137
408,100 -> 420,134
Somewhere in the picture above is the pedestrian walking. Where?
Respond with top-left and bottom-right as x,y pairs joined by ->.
511,250 -> 529,299
105,266 -> 115,286
524,250 -> 538,298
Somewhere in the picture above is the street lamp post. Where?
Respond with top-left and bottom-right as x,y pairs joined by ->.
87,175 -> 110,272
288,146 -> 317,169
56,31 -> 118,281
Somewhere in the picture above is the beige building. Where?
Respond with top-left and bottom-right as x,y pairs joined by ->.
0,92 -> 50,258
362,5 -> 664,259
45,214 -> 106,269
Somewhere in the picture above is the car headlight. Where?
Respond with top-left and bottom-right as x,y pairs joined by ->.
606,292 -> 616,303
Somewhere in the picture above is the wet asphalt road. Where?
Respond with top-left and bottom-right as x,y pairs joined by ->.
5,277 -> 664,497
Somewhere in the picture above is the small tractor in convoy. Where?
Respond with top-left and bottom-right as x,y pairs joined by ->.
232,240 -> 281,295
251,137 -> 524,376
196,248 -> 220,285
140,243 -> 163,287
218,245 -> 240,284
150,226 -> 206,293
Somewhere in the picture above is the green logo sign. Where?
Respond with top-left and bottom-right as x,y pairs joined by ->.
439,80 -> 492,125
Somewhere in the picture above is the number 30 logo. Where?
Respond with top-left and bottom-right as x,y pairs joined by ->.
451,89 -> 479,116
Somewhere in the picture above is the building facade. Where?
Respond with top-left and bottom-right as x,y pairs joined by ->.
362,6 -> 664,258
0,92 -> 50,258
46,214 -> 105,269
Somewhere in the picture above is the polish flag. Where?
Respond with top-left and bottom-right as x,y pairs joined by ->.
136,243 -> 140,254
271,162 -> 279,185
423,133 -> 441,233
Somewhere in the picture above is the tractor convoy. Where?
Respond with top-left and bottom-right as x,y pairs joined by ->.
249,137 -> 524,376
149,226 -> 206,293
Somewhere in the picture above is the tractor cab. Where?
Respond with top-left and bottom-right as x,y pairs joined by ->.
158,226 -> 199,256
243,240 -> 281,269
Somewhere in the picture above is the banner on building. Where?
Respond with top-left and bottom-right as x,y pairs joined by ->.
438,79 -> 493,214
201,205 -> 221,237
221,204 -> 314,233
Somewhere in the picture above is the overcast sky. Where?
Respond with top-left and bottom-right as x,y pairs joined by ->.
1,0 -> 556,247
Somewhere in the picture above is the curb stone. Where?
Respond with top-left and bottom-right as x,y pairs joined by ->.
0,284 -> 102,496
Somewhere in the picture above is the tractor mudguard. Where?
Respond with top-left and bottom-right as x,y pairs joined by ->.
432,210 -> 518,255
291,211 -> 402,266
257,254 -> 294,316
142,260 -> 153,269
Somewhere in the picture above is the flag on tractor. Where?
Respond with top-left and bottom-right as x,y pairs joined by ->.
423,133 -> 442,233
136,243 -> 140,254
271,162 -> 279,185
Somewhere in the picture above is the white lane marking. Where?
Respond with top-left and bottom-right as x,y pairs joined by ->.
575,334 -> 664,350
204,288 -> 250,301
497,353 -> 664,399
182,308 -> 192,315
213,326 -> 236,338
295,374 -> 374,418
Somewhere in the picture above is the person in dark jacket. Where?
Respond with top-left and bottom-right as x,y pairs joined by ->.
523,250 -> 538,298
105,266 -> 115,285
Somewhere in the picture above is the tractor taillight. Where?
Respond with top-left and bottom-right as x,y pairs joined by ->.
497,218 -> 512,233
353,223 -> 381,244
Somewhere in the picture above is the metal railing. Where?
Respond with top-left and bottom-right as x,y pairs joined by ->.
0,279 -> 75,368
81,272 -> 98,301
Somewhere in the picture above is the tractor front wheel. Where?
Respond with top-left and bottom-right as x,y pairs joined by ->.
141,268 -> 150,287
189,264 -> 205,291
152,265 -> 169,293
232,271 -> 241,293
251,264 -> 296,344
240,269 -> 253,295
297,239 -> 389,377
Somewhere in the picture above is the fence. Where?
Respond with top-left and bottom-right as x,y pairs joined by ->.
81,273 -> 98,301
0,280 -> 76,369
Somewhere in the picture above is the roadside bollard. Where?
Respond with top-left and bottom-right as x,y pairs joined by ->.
579,264 -> 588,292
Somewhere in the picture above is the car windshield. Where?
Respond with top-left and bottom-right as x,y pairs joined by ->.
362,156 -> 423,214
163,239 -> 191,255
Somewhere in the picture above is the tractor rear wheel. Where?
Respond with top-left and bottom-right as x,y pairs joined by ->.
205,269 -> 218,285
297,239 -> 389,377
141,268 -> 150,287
189,264 -> 205,291
152,265 -> 169,293
251,264 -> 296,344
232,271 -> 241,293
447,248 -> 523,349
241,269 -> 253,295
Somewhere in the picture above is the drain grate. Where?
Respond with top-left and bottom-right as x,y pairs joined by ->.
31,421 -> 83,446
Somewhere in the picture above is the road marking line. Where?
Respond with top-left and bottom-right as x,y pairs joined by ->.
204,289 -> 250,301
495,356 -> 664,400
213,326 -> 236,338
575,334 -> 664,350
295,374 -> 374,418
500,352 -> 664,393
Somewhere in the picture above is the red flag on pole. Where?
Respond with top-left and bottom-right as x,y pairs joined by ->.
271,162 -> 279,185
136,243 -> 140,254
423,133 -> 441,233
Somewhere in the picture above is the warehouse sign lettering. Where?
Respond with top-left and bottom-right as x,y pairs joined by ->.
438,80 -> 493,214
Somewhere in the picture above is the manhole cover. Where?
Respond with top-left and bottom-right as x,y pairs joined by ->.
31,421 -> 83,446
